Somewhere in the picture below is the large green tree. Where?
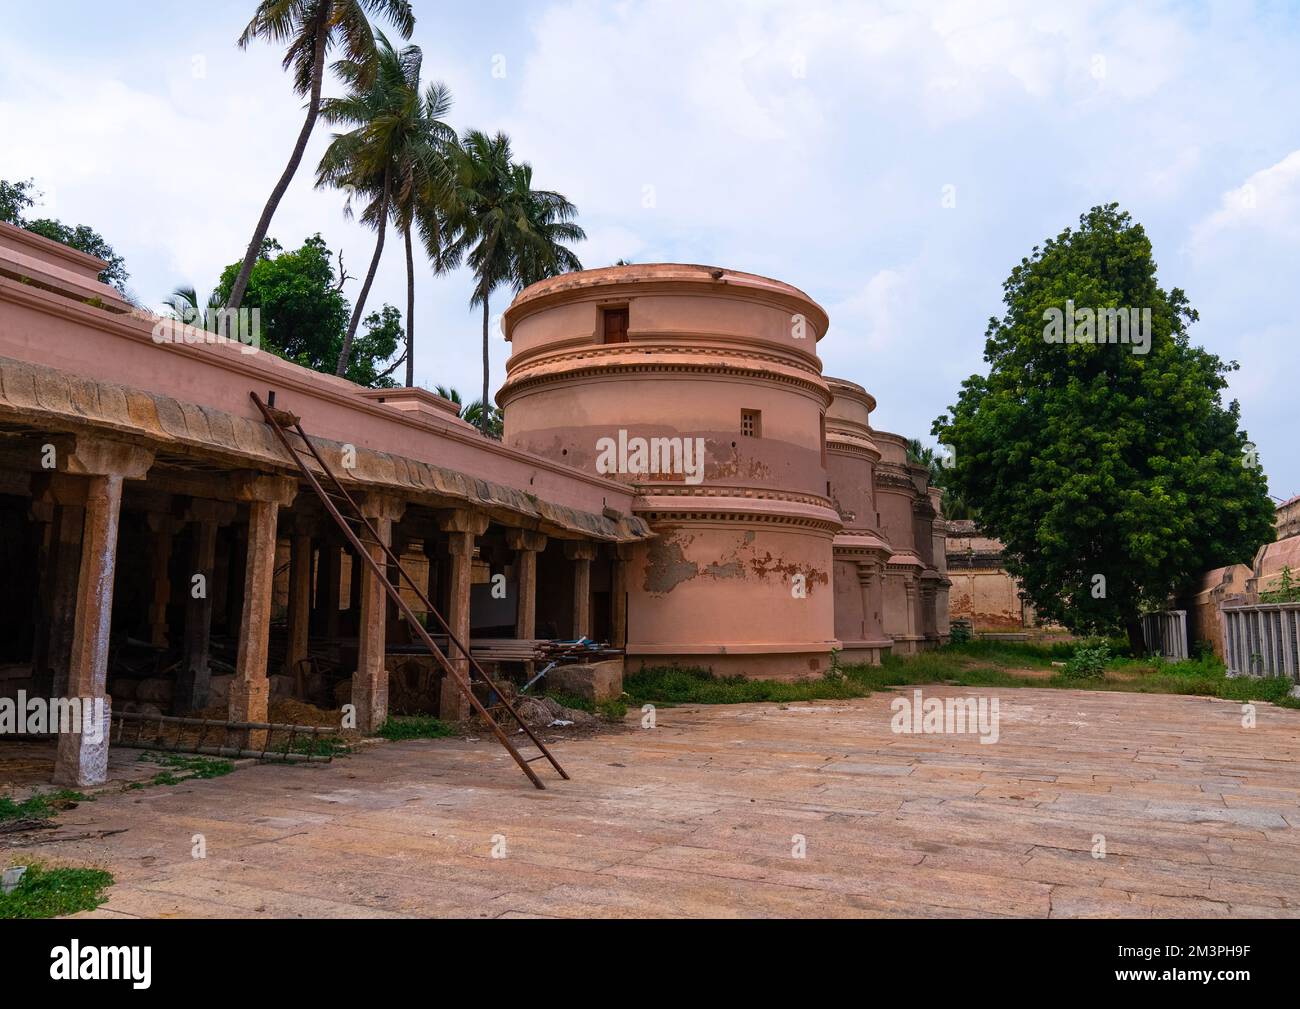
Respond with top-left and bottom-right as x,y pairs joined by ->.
932,204 -> 1274,644
226,0 -> 415,312
212,234 -> 401,386
1,177 -> 130,295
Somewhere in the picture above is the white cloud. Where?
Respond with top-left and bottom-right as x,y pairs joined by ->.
830,267 -> 912,353
1191,150 -> 1300,251
2,0 -> 1295,494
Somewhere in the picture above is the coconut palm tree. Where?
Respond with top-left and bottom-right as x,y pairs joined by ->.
431,386 -> 501,438
444,131 -> 585,432
462,398 -> 503,439
162,285 -> 223,325
511,161 -> 585,286
907,437 -> 972,520
316,32 -> 438,377
393,84 -> 456,387
226,0 -> 415,312
434,383 -> 462,407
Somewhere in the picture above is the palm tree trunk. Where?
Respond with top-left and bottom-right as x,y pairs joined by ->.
480,292 -> 490,434
404,225 -> 415,388
227,12 -> 329,311
335,170 -> 392,377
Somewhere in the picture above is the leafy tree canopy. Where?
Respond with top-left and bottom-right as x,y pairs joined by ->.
906,438 -> 971,520
212,234 -> 400,387
433,385 -> 502,438
932,204 -> 1274,635
1,177 -> 131,295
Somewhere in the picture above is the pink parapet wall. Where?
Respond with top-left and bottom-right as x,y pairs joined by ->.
0,221 -> 641,531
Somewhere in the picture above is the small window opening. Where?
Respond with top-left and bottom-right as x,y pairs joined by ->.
602,306 -> 629,344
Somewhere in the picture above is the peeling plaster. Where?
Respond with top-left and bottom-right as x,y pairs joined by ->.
643,531 -> 699,593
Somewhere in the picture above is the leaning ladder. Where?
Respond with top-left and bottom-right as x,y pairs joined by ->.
250,391 -> 568,789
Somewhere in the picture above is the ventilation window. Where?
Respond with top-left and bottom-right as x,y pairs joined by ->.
602,306 -> 629,344
741,409 -> 761,438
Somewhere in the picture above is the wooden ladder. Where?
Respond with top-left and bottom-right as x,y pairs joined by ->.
250,391 -> 568,789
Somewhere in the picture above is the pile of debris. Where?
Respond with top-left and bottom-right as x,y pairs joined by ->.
493,686 -> 597,732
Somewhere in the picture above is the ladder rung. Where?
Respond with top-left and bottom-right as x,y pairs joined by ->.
248,389 -> 568,791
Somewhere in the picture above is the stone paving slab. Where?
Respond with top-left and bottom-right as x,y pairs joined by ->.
4,686 -> 1298,918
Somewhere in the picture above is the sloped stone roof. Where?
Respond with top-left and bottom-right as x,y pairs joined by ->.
0,354 -> 651,542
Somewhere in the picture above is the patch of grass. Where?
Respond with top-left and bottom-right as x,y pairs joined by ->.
848,652 -> 1035,689
865,647 -> 1300,709
596,698 -> 628,720
0,862 -> 113,919
135,753 -> 233,781
543,690 -> 594,713
626,665 -> 872,705
281,733 -> 351,757
0,789 -> 89,823
376,715 -> 454,741
622,643 -> 1299,712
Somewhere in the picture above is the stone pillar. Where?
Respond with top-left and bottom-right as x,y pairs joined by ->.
506,529 -> 546,641
856,558 -> 886,662
565,541 -> 598,639
229,473 -> 297,747
225,523 -> 248,636
506,528 -> 546,676
27,500 -> 54,695
920,582 -> 938,642
610,543 -> 631,649
29,477 -> 87,701
353,495 -> 406,733
52,439 -> 153,787
438,509 -> 489,721
348,546 -> 363,619
145,512 -> 177,647
285,530 -> 313,679
176,500 -> 234,713
422,536 -> 440,622
904,575 -> 919,641
317,540 -> 342,640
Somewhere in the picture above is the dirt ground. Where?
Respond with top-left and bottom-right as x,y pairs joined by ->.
4,686 -> 1299,918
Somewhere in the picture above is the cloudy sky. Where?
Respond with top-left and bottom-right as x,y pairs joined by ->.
2,0 -> 1296,498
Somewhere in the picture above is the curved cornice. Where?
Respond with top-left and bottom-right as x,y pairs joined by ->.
637,508 -> 842,536
825,375 -> 877,414
505,263 -> 830,338
635,491 -> 842,534
636,483 -> 835,511
833,532 -> 892,556
826,433 -> 881,461
874,468 -> 917,493
499,352 -> 832,407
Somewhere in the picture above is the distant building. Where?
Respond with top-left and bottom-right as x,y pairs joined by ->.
944,520 -> 1037,632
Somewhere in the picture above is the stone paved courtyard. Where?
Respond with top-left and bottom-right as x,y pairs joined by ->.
7,686 -> 1300,918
